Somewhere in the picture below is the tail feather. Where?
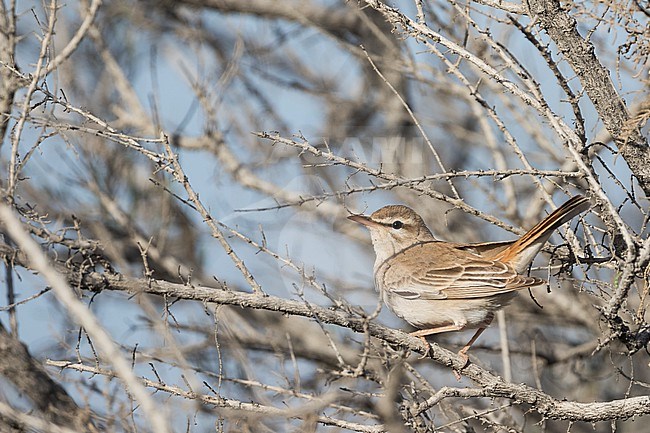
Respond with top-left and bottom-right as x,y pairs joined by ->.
491,195 -> 590,269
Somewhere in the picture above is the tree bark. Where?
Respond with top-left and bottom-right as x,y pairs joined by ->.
0,320 -> 95,431
526,0 -> 650,197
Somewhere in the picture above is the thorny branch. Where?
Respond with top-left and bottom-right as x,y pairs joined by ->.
1,241 -> 649,425
1,0 -> 648,432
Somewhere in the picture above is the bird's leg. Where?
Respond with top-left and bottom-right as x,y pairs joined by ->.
410,324 -> 464,359
447,327 -> 488,381
410,324 -> 465,337
458,327 -> 487,366
457,314 -> 494,367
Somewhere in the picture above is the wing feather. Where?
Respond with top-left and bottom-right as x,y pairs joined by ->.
379,242 -> 545,301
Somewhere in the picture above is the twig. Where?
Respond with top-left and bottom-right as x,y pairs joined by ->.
161,134 -> 264,294
0,205 -> 171,433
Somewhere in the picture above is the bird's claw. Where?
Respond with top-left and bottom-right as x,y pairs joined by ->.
452,350 -> 470,381
458,350 -> 470,368
417,336 -> 432,359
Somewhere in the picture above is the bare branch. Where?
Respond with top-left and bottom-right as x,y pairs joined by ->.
0,205 -> 171,433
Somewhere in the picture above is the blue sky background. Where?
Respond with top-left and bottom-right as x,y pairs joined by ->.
1,0 -> 648,430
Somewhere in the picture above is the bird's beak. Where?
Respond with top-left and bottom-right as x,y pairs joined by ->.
347,214 -> 382,228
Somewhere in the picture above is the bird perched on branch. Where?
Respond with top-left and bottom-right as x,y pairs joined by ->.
349,195 -> 590,364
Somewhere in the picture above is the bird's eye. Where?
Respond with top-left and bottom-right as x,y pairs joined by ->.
392,220 -> 403,230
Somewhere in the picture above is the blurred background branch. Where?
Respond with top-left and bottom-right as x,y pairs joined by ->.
0,0 -> 648,431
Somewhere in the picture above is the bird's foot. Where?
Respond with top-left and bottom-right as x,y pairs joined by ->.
417,336 -> 432,359
457,348 -> 470,368
452,349 -> 470,381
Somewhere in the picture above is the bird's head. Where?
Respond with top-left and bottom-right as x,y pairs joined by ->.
348,205 -> 435,261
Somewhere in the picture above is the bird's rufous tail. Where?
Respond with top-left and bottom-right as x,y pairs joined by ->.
489,195 -> 590,270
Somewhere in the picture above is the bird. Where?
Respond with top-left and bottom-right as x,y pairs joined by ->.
348,195 -> 590,364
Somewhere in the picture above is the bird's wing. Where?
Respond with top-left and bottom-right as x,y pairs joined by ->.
381,242 -> 544,300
